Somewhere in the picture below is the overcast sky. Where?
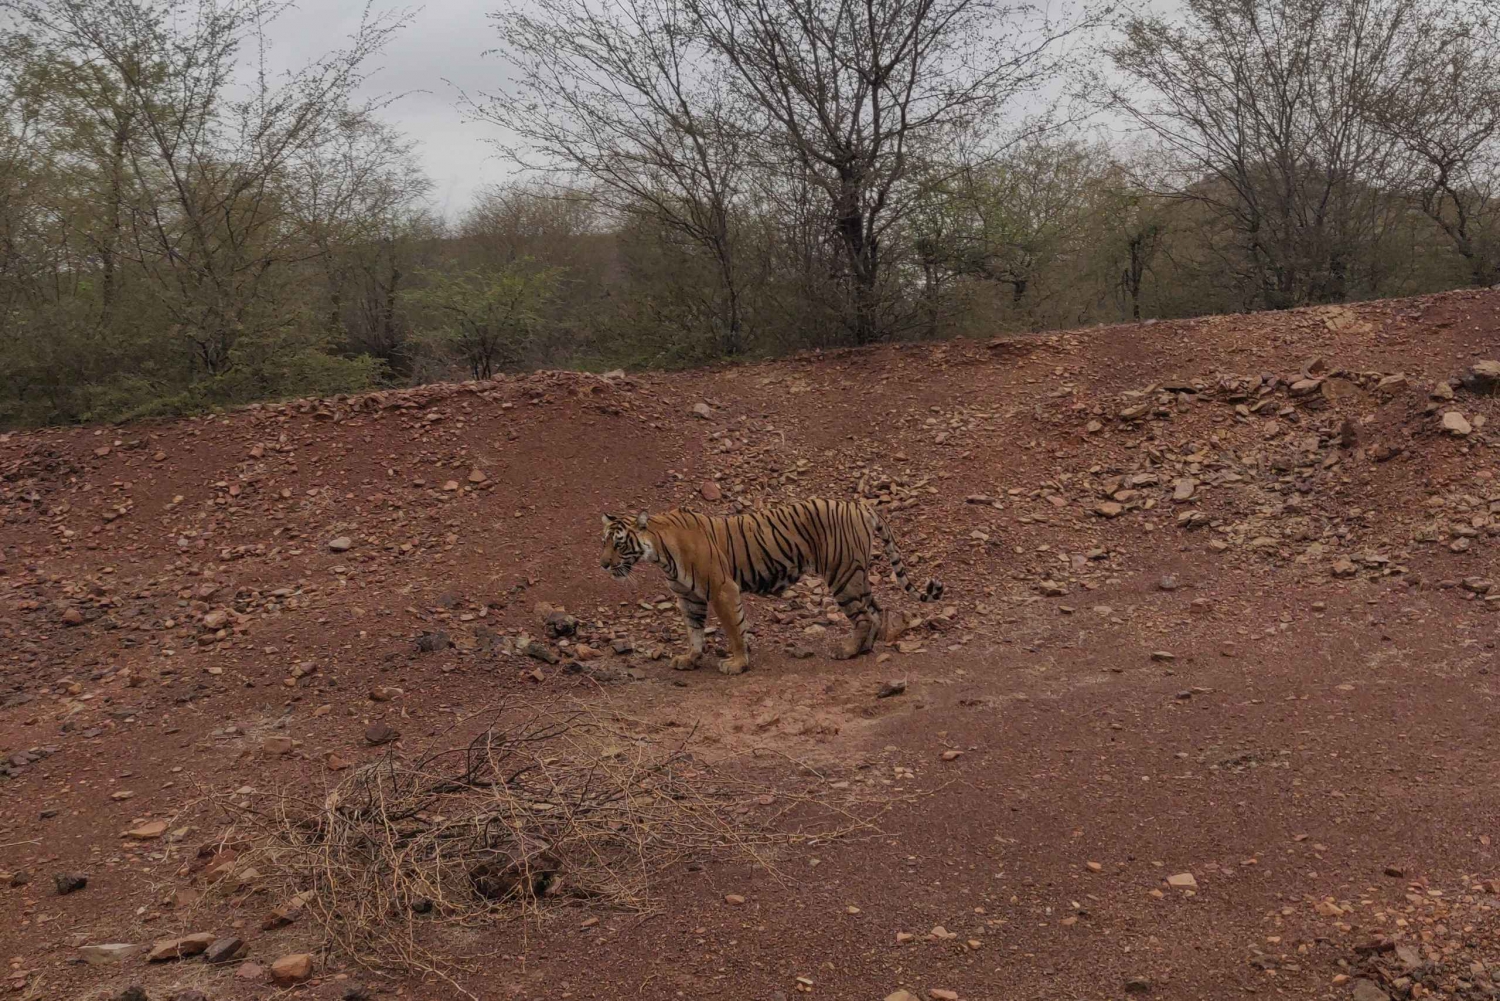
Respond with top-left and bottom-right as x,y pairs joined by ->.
267,1 -> 519,219
262,0 -> 1172,220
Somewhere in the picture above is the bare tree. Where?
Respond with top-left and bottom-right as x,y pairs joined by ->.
1373,18 -> 1500,287
687,0 -> 1094,342
285,111 -> 432,339
1109,0 -> 1419,309
5,0 -> 410,375
479,0 -> 753,355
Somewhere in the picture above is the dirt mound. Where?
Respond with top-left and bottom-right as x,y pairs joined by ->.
3,288 -> 1500,1000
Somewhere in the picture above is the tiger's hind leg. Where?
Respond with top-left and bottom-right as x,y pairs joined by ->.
833,585 -> 881,660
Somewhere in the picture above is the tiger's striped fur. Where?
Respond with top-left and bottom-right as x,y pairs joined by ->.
600,499 -> 943,675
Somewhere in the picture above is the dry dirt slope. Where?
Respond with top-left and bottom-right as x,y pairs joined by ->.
2,288 -> 1500,1001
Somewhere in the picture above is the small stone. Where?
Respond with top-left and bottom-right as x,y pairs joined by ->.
1086,861 -> 1103,872
147,932 -> 214,961
79,943 -> 144,965
365,721 -> 399,745
443,479 -> 460,491
1431,381 -> 1456,400
264,891 -> 313,929
1442,411 -> 1472,436
1462,359 -> 1500,393
1351,980 -> 1390,1001
127,820 -> 168,840
692,402 -> 713,419
55,872 -> 88,895
1095,501 -> 1124,518
1038,579 -> 1067,596
262,735 -> 294,756
1124,977 -> 1152,994
885,991 -> 919,1001
700,481 -> 722,501
1171,478 -> 1196,502
1150,650 -> 1176,662
609,637 -> 634,655
236,962 -> 264,981
415,629 -> 451,652
724,894 -> 746,905
325,751 -> 354,771
1189,598 -> 1213,614
1220,641 -> 1236,657
877,680 -> 907,699
1158,575 -> 1178,591
940,750 -> 963,761
520,636 -> 560,664
328,536 -> 353,552
270,953 -> 314,986
1331,558 -> 1358,578
1384,866 -> 1405,878
929,991 -> 959,1001
1166,872 -> 1197,889
204,936 -> 245,964
112,988 -> 149,1001
61,607 -> 84,626
467,468 -> 487,483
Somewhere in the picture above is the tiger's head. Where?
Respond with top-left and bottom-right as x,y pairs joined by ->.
600,512 -> 654,579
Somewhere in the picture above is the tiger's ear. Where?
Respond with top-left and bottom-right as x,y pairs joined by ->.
636,511 -> 649,530
601,513 -> 612,528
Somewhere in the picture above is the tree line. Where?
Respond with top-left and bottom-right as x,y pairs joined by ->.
2,0 -> 1498,427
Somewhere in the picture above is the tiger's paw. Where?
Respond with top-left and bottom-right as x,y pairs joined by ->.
718,655 -> 749,676
833,636 -> 873,660
670,653 -> 703,671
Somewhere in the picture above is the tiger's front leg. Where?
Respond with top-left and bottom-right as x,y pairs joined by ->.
669,592 -> 710,671
710,579 -> 751,675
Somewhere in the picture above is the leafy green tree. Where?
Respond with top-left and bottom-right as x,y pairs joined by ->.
402,265 -> 561,379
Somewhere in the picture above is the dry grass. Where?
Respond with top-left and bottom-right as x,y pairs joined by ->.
221,698 -> 862,987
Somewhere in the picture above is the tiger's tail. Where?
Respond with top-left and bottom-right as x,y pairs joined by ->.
869,507 -> 943,602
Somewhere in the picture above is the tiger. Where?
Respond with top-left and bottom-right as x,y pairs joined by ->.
600,498 -> 943,675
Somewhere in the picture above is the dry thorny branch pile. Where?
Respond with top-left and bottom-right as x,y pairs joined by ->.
225,700 -> 863,979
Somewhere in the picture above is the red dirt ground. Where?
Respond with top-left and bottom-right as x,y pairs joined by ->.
4,289 -> 1500,1001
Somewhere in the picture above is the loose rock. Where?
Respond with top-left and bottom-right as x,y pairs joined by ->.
204,936 -> 245,964
55,872 -> 88,895
270,953 -> 314,986
80,943 -> 144,965
1441,411 -> 1472,436
365,721 -> 400,745
147,932 -> 214,962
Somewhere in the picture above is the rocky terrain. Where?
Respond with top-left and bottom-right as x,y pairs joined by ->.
3,288 -> 1500,1001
